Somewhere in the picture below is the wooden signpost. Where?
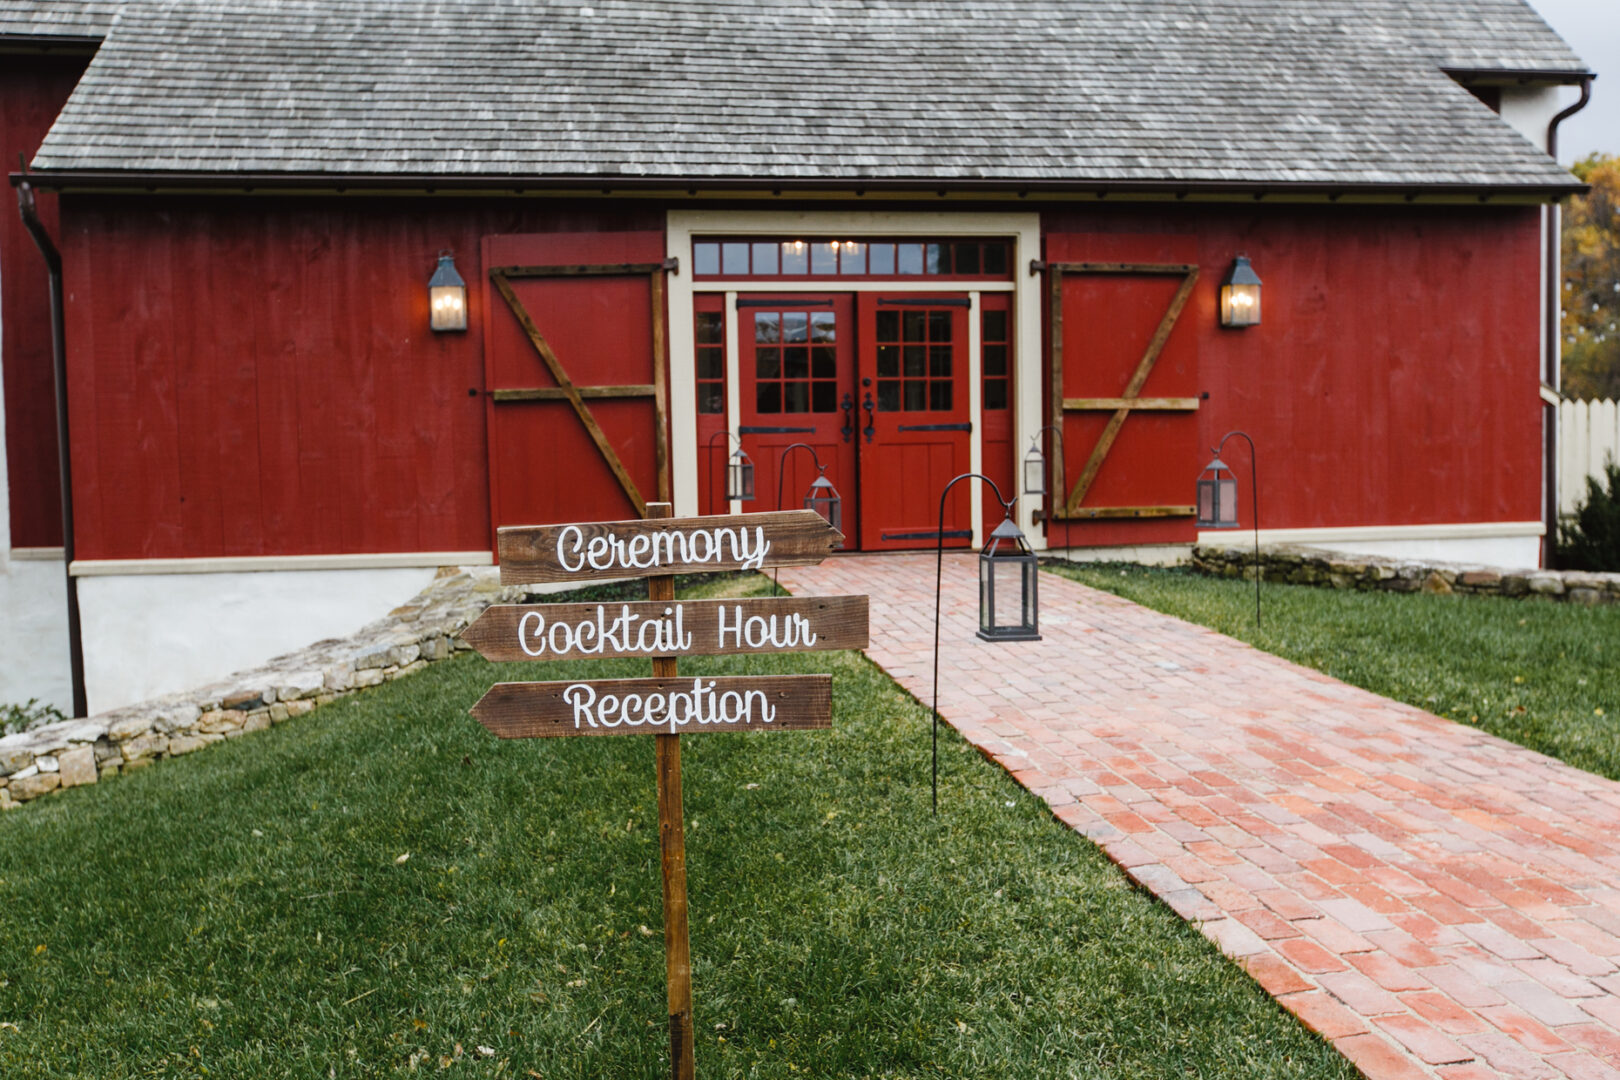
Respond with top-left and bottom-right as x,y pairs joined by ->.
463,502 -> 859,1080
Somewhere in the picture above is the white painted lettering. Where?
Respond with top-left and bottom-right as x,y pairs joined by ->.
519,611 -> 546,657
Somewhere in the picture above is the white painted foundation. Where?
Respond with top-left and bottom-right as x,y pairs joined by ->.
1195,523 -> 1545,569
0,555 -> 73,714
76,566 -> 442,714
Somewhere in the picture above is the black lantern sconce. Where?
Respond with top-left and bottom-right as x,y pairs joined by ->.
776,443 -> 843,547
930,473 -> 1039,813
705,431 -> 754,512
428,252 -> 468,332
1022,423 -> 1071,549
1219,255 -> 1262,328
1196,430 -> 1262,626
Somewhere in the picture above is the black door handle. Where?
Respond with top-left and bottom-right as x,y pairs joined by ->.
862,391 -> 876,443
840,393 -> 855,444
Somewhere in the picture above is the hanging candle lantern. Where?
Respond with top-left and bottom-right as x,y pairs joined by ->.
428,252 -> 468,332
727,448 -> 755,502
1023,438 -> 1046,497
978,514 -> 1040,642
1196,455 -> 1239,528
804,469 -> 843,537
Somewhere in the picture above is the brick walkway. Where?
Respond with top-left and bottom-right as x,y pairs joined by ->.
780,555 -> 1620,1080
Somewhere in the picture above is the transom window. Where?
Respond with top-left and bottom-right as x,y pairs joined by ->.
694,238 -> 1011,281
753,310 -> 839,414
876,309 -> 952,412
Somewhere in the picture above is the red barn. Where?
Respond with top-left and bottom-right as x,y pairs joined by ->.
0,0 -> 1591,715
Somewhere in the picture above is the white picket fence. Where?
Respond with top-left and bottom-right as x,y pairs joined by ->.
1561,398 -> 1620,515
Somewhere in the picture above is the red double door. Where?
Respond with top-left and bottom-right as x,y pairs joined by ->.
736,293 -> 974,551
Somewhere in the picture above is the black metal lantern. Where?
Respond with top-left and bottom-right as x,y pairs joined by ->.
727,448 -> 755,502
804,469 -> 842,535
428,252 -> 468,332
978,515 -> 1040,642
1219,255 -> 1262,328
1196,455 -> 1239,528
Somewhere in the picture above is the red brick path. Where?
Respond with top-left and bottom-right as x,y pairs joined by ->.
780,555 -> 1620,1080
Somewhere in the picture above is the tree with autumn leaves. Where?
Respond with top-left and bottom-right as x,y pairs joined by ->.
1562,153 -> 1620,401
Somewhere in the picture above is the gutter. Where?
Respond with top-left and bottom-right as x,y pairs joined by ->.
1543,74 -> 1594,567
4,169 -> 1588,202
16,175 -> 87,718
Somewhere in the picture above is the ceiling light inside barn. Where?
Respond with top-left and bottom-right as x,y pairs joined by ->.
1219,255 -> 1262,328
429,253 -> 468,332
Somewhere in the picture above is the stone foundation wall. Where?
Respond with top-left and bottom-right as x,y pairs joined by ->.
0,567 -> 544,810
1193,544 -> 1620,604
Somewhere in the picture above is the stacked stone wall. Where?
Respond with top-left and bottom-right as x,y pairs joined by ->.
0,567 -> 540,810
1193,544 -> 1620,604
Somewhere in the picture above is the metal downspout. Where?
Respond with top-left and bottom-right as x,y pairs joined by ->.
1544,75 -> 1593,567
16,175 -> 87,718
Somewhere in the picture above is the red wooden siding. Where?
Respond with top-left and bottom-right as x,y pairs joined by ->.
1040,205 -> 1543,540
58,197 -> 660,560
1,55 -> 89,548
481,231 -> 666,534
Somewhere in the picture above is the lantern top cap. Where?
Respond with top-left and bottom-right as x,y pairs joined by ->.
808,472 -> 838,492
989,515 -> 1027,543
730,445 -> 752,462
1202,454 -> 1233,475
1222,255 -> 1261,288
429,253 -> 466,289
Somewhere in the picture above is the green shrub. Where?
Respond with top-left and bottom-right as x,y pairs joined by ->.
1,697 -> 66,737
1558,457 -> 1620,572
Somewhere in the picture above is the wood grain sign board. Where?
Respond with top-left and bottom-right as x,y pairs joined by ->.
471,674 -> 832,739
461,595 -> 869,662
497,509 -> 843,585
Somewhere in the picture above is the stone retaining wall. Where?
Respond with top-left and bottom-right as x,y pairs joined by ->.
1193,543 -> 1620,603
0,566 -> 547,810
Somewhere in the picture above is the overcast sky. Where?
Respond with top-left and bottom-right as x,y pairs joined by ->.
1526,0 -> 1618,162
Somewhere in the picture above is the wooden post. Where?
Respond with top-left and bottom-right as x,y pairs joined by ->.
646,501 -> 695,1080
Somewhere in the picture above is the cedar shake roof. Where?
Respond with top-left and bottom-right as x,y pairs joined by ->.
7,0 -> 1592,191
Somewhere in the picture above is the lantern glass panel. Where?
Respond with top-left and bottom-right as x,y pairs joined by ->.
977,542 -> 1041,641
1218,475 -> 1238,525
1197,476 -> 1217,526
728,455 -> 755,502
1220,283 -> 1261,327
428,255 -> 468,332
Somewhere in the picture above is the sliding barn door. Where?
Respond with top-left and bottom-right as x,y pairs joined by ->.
1042,233 -> 1202,548
481,232 -> 670,540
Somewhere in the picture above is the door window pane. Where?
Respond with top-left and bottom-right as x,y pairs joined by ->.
930,345 -> 952,376
784,382 -> 810,413
782,311 -> 808,343
756,348 -> 780,378
697,310 -> 724,345
876,345 -> 899,377
699,383 -> 724,413
756,383 -> 782,413
877,380 -> 900,411
928,310 -> 952,339
810,311 -> 837,342
784,347 -> 809,379
982,310 -> 1007,342
904,381 -> 926,410
876,309 -> 899,341
812,382 -> 836,412
929,382 -> 952,411
754,312 -> 780,344
903,310 -> 926,340
903,345 -> 926,377
812,346 -> 837,378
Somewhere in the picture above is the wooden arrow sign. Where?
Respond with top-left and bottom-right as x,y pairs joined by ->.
470,674 -> 832,739
460,595 -> 869,662
497,510 -> 843,585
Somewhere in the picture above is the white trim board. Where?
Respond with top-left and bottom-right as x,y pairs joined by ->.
1196,522 -> 1545,546
10,547 -> 66,561
70,551 -> 495,577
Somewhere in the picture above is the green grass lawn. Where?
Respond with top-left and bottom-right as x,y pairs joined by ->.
1046,562 -> 1620,780
0,574 -> 1353,1079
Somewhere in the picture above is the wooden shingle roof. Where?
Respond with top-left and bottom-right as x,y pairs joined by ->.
9,0 -> 1591,192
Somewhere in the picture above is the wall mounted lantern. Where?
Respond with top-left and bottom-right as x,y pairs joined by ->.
1196,430 -> 1262,626
1023,439 -> 1046,498
1219,255 -> 1262,328
428,252 -> 468,332
978,513 -> 1041,644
